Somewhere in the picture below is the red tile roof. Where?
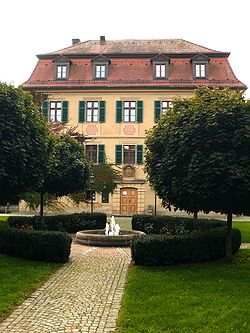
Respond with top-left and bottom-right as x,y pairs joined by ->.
23,57 -> 246,90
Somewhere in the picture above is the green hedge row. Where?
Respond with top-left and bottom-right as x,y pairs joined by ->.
8,212 -> 107,233
132,215 -> 226,235
0,227 -> 72,263
131,228 -> 241,266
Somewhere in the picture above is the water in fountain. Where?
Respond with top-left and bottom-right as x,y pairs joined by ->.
105,215 -> 120,236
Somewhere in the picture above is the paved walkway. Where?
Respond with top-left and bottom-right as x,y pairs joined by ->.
0,243 -> 131,333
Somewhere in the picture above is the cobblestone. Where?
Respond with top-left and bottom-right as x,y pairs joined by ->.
0,243 -> 131,333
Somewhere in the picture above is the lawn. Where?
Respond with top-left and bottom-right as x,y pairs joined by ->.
0,254 -> 60,322
116,249 -> 250,333
233,221 -> 250,243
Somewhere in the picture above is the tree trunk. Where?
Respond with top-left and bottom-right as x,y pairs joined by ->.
40,192 -> 44,219
193,211 -> 198,219
225,212 -> 233,262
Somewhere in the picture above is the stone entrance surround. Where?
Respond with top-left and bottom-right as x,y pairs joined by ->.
0,242 -> 131,333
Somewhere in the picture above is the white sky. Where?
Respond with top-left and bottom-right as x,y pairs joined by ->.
1,0 -> 249,97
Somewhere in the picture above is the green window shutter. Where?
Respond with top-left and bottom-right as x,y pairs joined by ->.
79,101 -> 85,123
154,101 -> 161,122
115,145 -> 122,165
99,101 -> 106,123
136,145 -> 143,165
98,144 -> 105,164
42,101 -> 48,120
116,101 -> 122,123
62,101 -> 68,122
137,101 -> 143,123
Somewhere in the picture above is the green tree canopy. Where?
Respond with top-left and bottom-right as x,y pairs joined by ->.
0,83 -> 51,204
145,87 -> 250,260
43,133 -> 90,196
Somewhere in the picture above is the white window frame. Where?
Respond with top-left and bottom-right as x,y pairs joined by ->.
49,101 -> 62,122
195,64 -> 206,78
56,65 -> 67,79
95,65 -> 106,79
86,101 -> 99,122
123,101 -> 136,122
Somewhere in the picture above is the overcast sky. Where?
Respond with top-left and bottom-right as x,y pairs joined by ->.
1,0 -> 249,97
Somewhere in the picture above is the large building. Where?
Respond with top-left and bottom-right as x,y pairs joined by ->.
22,37 -> 246,215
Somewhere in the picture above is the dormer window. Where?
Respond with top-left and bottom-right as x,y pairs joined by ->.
92,55 -> 110,80
195,64 -> 206,78
155,64 -> 166,78
53,55 -> 71,80
56,65 -> 67,79
151,54 -> 170,80
191,54 -> 209,79
95,64 -> 106,79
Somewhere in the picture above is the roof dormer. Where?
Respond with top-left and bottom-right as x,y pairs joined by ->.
151,54 -> 170,79
191,54 -> 210,79
92,54 -> 110,80
53,55 -> 71,80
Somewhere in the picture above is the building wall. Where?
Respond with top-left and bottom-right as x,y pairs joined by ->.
33,88 -> 194,215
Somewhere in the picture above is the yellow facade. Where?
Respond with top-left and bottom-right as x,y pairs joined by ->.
30,88 -> 193,215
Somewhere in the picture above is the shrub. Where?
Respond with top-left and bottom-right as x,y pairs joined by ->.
131,228 -> 241,266
8,212 -> 107,233
132,215 -> 226,235
0,227 -> 71,263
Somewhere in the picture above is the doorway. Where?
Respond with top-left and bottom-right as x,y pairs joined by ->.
120,188 -> 138,215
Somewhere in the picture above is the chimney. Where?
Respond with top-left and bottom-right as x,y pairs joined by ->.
100,36 -> 106,44
72,38 -> 80,45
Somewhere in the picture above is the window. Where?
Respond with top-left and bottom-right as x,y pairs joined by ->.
191,54 -> 209,79
154,100 -> 173,122
195,64 -> 206,78
123,145 -> 136,164
86,101 -> 99,122
50,102 -> 62,122
86,145 -> 98,163
95,65 -> 106,79
116,144 -> 143,165
101,192 -> 109,203
56,65 -> 67,79
155,64 -> 166,78
161,101 -> 173,114
116,101 -> 143,123
85,144 -> 105,164
123,101 -> 136,122
86,190 -> 96,201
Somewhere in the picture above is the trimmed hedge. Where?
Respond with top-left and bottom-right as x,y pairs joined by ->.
132,215 -> 226,235
0,227 -> 71,263
8,212 -> 107,233
131,228 -> 241,266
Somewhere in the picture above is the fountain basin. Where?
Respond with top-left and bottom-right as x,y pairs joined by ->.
75,229 -> 145,247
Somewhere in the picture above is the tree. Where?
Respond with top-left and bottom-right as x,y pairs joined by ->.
145,87 -> 250,261
69,163 -> 122,210
0,82 -> 51,204
23,133 -> 90,217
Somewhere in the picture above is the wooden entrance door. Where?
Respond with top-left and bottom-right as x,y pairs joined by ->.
120,188 -> 138,215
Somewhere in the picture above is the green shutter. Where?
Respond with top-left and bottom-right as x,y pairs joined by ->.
116,101 -> 122,123
154,101 -> 161,122
115,145 -> 122,165
99,101 -> 106,123
62,101 -> 68,122
136,145 -> 143,165
98,144 -> 105,164
42,101 -> 48,120
79,101 -> 85,123
137,101 -> 143,123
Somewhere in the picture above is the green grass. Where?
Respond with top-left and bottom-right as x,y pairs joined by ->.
116,249 -> 250,333
0,254 -> 60,322
233,221 -> 250,243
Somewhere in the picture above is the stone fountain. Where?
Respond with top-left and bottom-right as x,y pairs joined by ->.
75,215 -> 145,247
